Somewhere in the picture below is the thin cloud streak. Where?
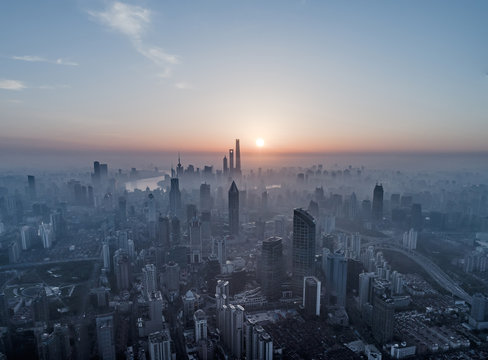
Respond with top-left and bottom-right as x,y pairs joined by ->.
88,1 -> 179,77
175,82 -> 194,90
0,79 -> 26,91
12,55 -> 79,66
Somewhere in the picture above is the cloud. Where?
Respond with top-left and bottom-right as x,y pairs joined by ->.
12,55 -> 78,66
175,82 -> 193,90
88,1 -> 180,78
0,79 -> 26,91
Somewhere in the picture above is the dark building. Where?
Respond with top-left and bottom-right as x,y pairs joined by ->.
228,181 -> 239,235
303,276 -> 321,316
372,296 -> 394,344
200,183 -> 211,212
411,203 -> 423,230
169,178 -> 181,216
171,216 -> 181,245
260,237 -> 283,300
27,175 -> 36,200
292,208 -> 316,294
235,139 -> 241,175
372,184 -> 384,221
158,216 -> 170,250
229,149 -> 234,174
223,156 -> 228,175
361,200 -> 372,220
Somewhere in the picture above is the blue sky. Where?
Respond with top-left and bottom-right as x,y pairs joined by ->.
1,0 -> 487,155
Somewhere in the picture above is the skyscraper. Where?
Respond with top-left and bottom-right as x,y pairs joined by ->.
113,249 -> 131,291
27,175 -> 36,200
303,276 -> 321,316
96,315 -> 116,360
292,208 -> 316,294
372,184 -> 384,221
194,309 -> 207,343
223,156 -> 229,175
158,215 -> 170,250
148,330 -> 172,360
372,296 -> 394,344
324,252 -> 348,307
143,264 -> 158,296
228,181 -> 239,235
260,237 -> 283,300
235,139 -> 241,175
169,178 -> 181,216
229,149 -> 234,174
200,183 -> 211,211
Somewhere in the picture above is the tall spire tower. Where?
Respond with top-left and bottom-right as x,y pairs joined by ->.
235,139 -> 241,175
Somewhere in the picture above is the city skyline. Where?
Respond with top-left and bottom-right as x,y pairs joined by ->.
1,0 -> 488,158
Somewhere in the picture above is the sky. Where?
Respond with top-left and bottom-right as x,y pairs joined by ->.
1,0 -> 488,163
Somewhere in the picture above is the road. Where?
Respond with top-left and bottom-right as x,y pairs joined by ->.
0,257 -> 100,271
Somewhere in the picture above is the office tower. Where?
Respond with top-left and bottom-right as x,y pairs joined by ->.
113,249 -> 131,291
148,330 -> 172,360
183,290 -> 196,325
351,233 -> 361,260
372,296 -> 394,344
235,139 -> 241,174
93,161 -> 101,183
20,225 -> 33,250
162,261 -> 180,299
226,304 -> 245,358
292,208 -> 316,294
228,181 -> 239,235
117,196 -> 127,222
186,204 -> 197,224
411,203 -> 423,230
229,149 -> 234,174
260,237 -> 283,300
215,280 -> 230,338
169,178 -> 181,216
39,222 -> 54,249
194,309 -> 207,343
324,252 -> 348,307
7,241 -> 19,264
102,243 -> 110,271
471,293 -> 488,322
258,331 -> 273,360
358,272 -> 376,311
303,276 -> 321,316
157,216 -> 170,250
223,156 -> 229,175
143,264 -> 157,296
200,183 -> 211,212
214,237 -> 226,266
170,216 -> 180,245
32,287 -> 49,321
96,315 -> 115,360
372,184 -> 384,221
200,210 -> 211,258
189,217 -> 202,263
27,175 -> 36,200
38,323 -> 71,360
402,228 -> 418,250
390,193 -> 400,209
117,230 -> 129,251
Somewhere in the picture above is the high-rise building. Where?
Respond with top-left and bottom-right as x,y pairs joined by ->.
324,252 -> 348,307
359,272 -> 376,311
372,296 -> 394,344
200,183 -> 211,212
176,153 -> 183,178
93,161 -> 101,184
235,139 -> 241,175
162,261 -> 180,299
27,175 -> 36,200
471,293 -> 488,322
402,228 -> 418,250
292,209 -> 316,294
143,264 -> 158,296
113,249 -> 131,292
260,237 -> 283,300
158,216 -> 170,250
372,184 -> 384,221
223,156 -> 229,175
102,243 -> 110,271
169,178 -> 181,216
189,217 -> 202,263
229,149 -> 234,174
228,181 -> 239,235
148,330 -> 172,360
96,315 -> 116,360
194,309 -> 207,343
303,276 -> 321,316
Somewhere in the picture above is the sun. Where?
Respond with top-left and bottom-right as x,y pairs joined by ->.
256,138 -> 265,147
